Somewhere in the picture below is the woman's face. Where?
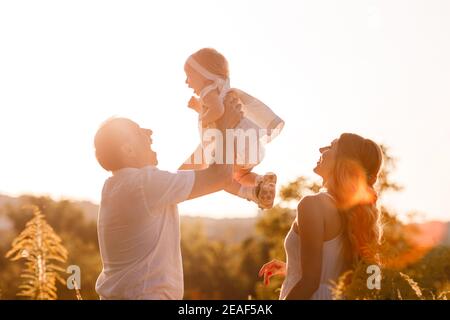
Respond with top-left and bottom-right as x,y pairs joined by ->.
184,63 -> 207,96
314,138 -> 339,181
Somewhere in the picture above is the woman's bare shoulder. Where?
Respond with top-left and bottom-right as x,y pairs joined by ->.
297,193 -> 336,219
297,194 -> 324,219
297,193 -> 330,208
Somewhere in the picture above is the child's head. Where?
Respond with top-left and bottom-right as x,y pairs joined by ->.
184,48 -> 229,95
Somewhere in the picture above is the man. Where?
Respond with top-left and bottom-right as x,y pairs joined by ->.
93,100 -> 242,299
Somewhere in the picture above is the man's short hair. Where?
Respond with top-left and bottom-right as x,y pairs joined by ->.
94,117 -> 134,171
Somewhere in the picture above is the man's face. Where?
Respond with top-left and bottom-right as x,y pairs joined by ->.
122,120 -> 158,168
135,124 -> 158,167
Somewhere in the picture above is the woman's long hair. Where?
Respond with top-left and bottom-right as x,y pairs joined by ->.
327,133 -> 383,265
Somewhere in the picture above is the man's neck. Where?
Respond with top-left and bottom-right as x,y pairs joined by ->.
112,164 -> 156,175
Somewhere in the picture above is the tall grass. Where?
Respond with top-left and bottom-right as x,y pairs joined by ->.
5,206 -> 68,300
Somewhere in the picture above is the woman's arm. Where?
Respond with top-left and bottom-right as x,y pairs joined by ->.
285,196 -> 324,299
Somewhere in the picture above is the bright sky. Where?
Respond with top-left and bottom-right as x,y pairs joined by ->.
0,0 -> 449,221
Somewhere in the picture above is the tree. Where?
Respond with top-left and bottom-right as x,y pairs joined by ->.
181,220 -> 245,299
5,206 -> 68,300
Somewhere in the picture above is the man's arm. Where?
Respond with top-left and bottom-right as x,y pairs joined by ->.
178,144 -> 208,171
187,163 -> 233,200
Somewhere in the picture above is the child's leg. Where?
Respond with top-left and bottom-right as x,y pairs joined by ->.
226,166 -> 258,202
226,166 -> 278,206
224,179 -> 257,203
233,166 -> 262,187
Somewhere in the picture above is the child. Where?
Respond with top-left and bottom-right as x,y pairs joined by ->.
180,48 -> 284,209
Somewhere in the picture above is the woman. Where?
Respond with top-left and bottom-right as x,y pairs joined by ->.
259,133 -> 383,299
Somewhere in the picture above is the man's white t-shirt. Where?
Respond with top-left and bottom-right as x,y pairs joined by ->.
95,166 -> 195,299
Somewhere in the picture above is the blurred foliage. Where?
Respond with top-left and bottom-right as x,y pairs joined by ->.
181,221 -> 242,299
279,176 -> 321,203
376,145 -> 403,196
0,196 -> 101,300
5,206 -> 68,299
0,144 -> 448,299
328,145 -> 450,300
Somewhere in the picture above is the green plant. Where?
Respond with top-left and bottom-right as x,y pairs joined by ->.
5,206 -> 68,300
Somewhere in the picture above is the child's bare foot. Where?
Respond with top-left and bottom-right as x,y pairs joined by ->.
256,173 -> 277,209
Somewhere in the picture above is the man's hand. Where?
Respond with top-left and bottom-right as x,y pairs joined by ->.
215,91 -> 243,132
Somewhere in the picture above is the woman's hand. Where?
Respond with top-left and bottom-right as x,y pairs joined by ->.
259,259 -> 286,286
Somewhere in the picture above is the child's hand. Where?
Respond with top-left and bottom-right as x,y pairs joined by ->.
188,96 -> 202,113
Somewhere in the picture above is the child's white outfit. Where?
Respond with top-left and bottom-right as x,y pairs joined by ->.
187,57 -> 284,170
